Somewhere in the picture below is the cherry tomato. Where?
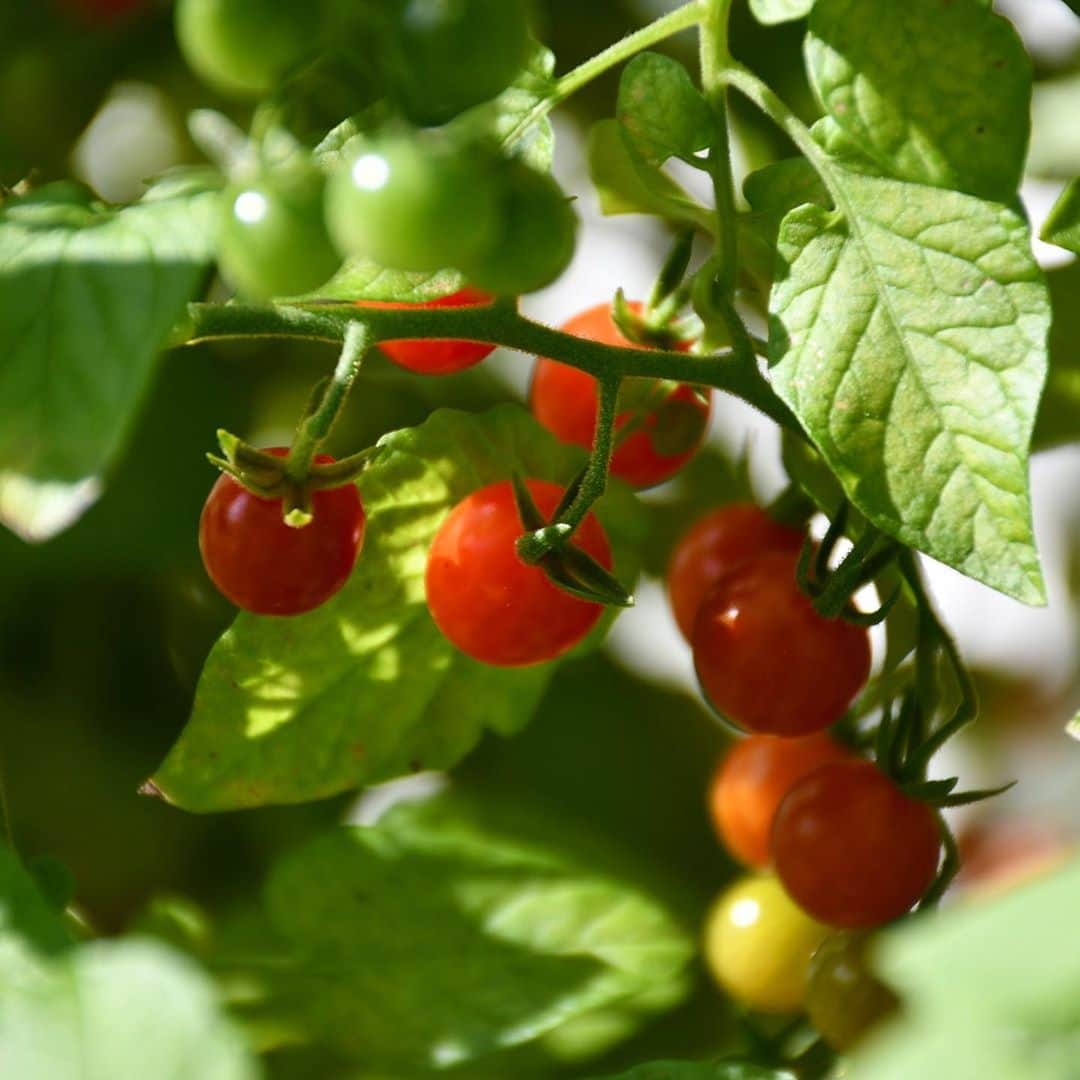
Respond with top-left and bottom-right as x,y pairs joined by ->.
390,0 -> 533,125
199,448 -> 365,616
359,287 -> 496,375
175,0 -> 315,99
668,504 -> 805,640
771,760 -> 941,929
325,131 -> 499,273
692,551 -> 871,736
703,874 -> 832,1014
219,167 -> 341,300
463,162 -> 577,296
806,933 -> 900,1050
531,303 -> 710,488
425,479 -> 612,666
710,733 -> 851,868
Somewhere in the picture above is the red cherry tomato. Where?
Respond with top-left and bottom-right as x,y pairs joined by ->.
199,448 -> 365,616
710,733 -> 851,868
668,504 -> 804,640
425,479 -> 612,666
530,302 -> 710,489
692,551 -> 871,736
771,760 -> 941,929
360,287 -> 496,375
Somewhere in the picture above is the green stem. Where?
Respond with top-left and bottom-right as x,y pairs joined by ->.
286,321 -> 372,483
501,0 -> 706,150
814,526 -> 897,619
561,375 -> 622,530
181,301 -> 801,432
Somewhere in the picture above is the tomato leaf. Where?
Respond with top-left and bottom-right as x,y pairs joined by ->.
151,405 -> 643,811
239,793 -> 693,1071
616,53 -> 714,167
1041,178 -> 1080,254
311,258 -> 467,303
588,120 -> 714,233
0,180 -> 217,543
592,1063 -> 795,1080
769,169 -> 1049,605
806,0 -> 1030,202
748,0 -> 814,25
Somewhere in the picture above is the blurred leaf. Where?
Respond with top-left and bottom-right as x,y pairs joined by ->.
806,0 -> 1030,201
770,171 -> 1048,605
588,120 -> 714,232
592,1062 -> 794,1079
152,406 -> 643,812
241,794 -> 694,1072
748,0 -> 814,26
616,53 -> 713,167
0,180 -> 218,542
0,845 -> 73,958
850,858 -> 1080,1079
488,44 -> 558,171
1041,178 -> 1080,254
1034,260 -> 1080,451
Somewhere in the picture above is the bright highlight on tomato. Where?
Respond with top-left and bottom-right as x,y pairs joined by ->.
359,287 -> 496,375
218,167 -> 341,301
703,874 -> 832,1014
667,504 -> 804,640
425,479 -> 612,667
709,733 -> 851,868
199,449 -> 365,616
531,302 -> 710,489
806,932 -> 900,1050
692,551 -> 871,736
772,760 -> 942,929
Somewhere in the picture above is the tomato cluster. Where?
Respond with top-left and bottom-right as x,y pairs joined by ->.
668,504 -> 939,1043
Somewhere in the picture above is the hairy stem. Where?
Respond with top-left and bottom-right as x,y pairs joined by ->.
561,375 -> 622,530
501,0 -> 706,150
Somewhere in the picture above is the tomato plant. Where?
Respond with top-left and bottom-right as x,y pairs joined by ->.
425,478 -> 611,666
692,551 -> 872,736
359,287 -> 496,374
703,873 -> 831,1014
771,760 -> 942,929
199,448 -> 365,615
2,0 -> 1078,1075
709,732 -> 850,868
531,302 -> 711,488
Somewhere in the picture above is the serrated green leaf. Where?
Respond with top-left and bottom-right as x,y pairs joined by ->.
151,405 -> 642,812
806,0 -> 1030,201
1041,178 -> 1080,254
247,795 -> 694,1071
0,181 -> 218,542
0,940 -> 258,1079
769,170 -> 1048,604
588,120 -> 714,233
850,858 -> 1080,1079
749,0 -> 814,26
310,258 -> 466,303
616,53 -> 713,167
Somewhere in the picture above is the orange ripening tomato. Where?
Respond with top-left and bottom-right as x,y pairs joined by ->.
530,302 -> 710,489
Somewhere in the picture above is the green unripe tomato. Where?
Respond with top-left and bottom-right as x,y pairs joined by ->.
218,165 -> 341,300
703,874 -> 832,1014
391,0 -> 533,125
806,933 -> 900,1051
175,0 -> 316,99
325,131 -> 499,273
462,162 -> 578,296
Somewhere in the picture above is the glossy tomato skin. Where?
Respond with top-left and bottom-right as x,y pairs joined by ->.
175,0 -> 314,99
531,303 -> 710,489
772,760 -> 941,929
425,479 -> 612,667
199,449 -> 365,616
806,933 -> 900,1050
360,287 -> 495,374
692,551 -> 871,736
710,733 -> 851,868
325,132 -> 498,274
704,874 -> 832,1014
668,504 -> 804,640
218,170 -> 341,300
